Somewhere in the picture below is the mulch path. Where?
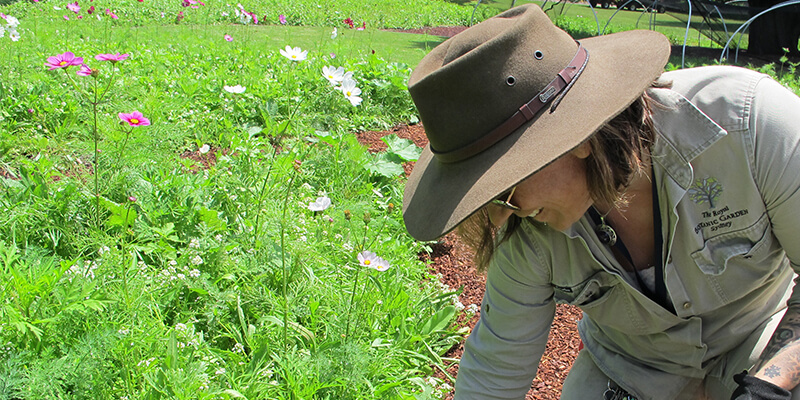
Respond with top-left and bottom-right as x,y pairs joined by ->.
355,123 -> 583,400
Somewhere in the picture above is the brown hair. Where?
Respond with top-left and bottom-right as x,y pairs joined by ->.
458,87 -> 663,272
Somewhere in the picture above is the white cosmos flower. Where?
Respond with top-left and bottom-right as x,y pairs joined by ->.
338,78 -> 362,106
199,144 -> 210,154
331,27 -> 338,39
372,257 -> 390,272
280,45 -> 307,62
5,16 -> 19,28
357,251 -> 390,271
0,26 -> 4,39
308,196 -> 331,212
223,84 -> 246,94
357,251 -> 378,267
322,66 -> 345,85
8,29 -> 19,42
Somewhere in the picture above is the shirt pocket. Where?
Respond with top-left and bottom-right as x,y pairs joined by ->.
691,212 -> 772,276
553,271 -> 617,308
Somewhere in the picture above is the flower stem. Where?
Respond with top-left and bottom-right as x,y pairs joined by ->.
279,145 -> 309,351
92,78 -> 100,227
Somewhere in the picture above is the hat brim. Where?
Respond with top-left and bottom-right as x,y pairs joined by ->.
403,30 -> 671,241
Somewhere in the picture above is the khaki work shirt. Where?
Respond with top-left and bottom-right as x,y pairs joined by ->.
455,66 -> 800,400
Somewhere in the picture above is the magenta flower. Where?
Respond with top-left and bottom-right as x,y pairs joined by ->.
181,0 -> 204,7
88,5 -> 94,14
45,52 -> 84,70
224,34 -> 233,42
76,64 -> 92,76
66,1 -> 80,13
105,8 -> 118,19
118,111 -> 150,127
279,14 -> 286,24
64,15 -> 70,20
95,53 -> 129,63
343,17 -> 354,28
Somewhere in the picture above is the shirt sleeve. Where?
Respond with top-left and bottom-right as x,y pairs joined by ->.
751,76 -> 800,306
454,226 -> 556,399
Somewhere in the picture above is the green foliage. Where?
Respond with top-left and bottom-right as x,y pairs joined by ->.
0,2 -> 469,398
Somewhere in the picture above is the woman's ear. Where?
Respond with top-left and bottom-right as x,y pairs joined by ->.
570,141 -> 592,159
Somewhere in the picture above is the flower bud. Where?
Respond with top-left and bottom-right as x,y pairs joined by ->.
362,212 -> 371,224
344,210 -> 351,220
387,203 -> 394,214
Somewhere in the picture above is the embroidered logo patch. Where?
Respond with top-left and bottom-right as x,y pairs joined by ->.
688,177 -> 723,209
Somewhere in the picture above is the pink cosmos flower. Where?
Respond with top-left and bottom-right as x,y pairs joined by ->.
105,8 -> 118,19
343,17 -> 354,28
95,53 -> 129,63
357,21 -> 365,31
76,64 -> 92,76
224,34 -> 233,42
64,15 -> 70,20
118,111 -> 150,127
88,5 -> 94,14
279,14 -> 286,24
181,0 -> 204,7
66,1 -> 80,13
176,11 -> 184,23
45,52 -> 84,70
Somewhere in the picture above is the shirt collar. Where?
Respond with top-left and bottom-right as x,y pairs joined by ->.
648,87 -> 728,189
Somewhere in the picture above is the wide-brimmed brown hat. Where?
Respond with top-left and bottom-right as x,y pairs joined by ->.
402,4 -> 670,241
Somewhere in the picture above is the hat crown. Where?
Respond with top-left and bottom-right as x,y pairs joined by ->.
409,5 -> 578,158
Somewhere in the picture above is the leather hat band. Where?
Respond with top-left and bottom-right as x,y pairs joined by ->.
432,43 -> 590,164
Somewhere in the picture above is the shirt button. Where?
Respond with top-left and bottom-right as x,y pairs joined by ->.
683,302 -> 692,310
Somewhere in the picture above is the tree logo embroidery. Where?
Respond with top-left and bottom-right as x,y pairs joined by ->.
688,177 -> 723,208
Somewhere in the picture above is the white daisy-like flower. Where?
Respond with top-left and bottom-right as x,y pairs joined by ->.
357,250 -> 390,271
5,16 -> 19,28
308,195 -> 332,212
322,66 -> 345,85
223,85 -> 245,94
279,45 -> 308,62
372,257 -> 390,272
199,144 -> 210,154
330,27 -> 338,39
338,78 -> 362,106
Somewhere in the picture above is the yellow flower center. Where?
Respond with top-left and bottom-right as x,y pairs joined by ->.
59,61 -> 67,66
346,91 -> 352,96
364,260 -> 371,265
292,55 -> 297,59
130,118 -> 139,124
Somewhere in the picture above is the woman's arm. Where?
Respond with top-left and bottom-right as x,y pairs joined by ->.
752,304 -> 800,390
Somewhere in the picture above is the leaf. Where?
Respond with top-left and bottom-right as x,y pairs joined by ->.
223,389 -> 248,399
197,207 -> 226,231
419,305 -> 456,336
247,126 -> 263,137
366,153 -> 404,178
383,135 -> 421,162
98,196 -> 137,227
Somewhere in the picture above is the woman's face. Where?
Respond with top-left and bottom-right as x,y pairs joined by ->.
487,144 -> 593,231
